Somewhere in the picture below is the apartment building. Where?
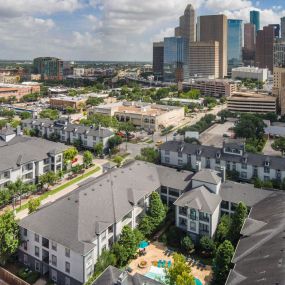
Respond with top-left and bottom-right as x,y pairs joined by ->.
18,162 -> 193,285
183,79 -> 238,97
227,91 -> 277,113
89,101 -> 185,131
159,140 -> 285,182
0,133 -> 67,187
22,118 -> 114,151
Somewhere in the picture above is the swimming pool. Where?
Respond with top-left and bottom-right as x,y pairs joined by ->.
145,266 -> 203,285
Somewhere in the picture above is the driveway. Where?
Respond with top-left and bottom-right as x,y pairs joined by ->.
263,139 -> 283,157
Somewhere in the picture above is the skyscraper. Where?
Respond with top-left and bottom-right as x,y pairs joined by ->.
33,57 -> 63,81
269,24 -> 280,38
250,10 -> 260,32
255,25 -> 275,72
244,23 -> 256,51
274,41 -> 285,68
163,37 -> 189,82
281,17 -> 285,40
227,19 -> 243,71
153,42 -> 164,80
198,15 -> 228,78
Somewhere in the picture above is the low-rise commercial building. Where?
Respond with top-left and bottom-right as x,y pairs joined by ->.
0,75 -> 21,84
22,118 -> 114,151
231,66 -> 268,82
89,101 -> 185,131
183,79 -> 238,97
49,96 -> 87,111
227,91 -> 277,113
0,83 -> 41,101
159,140 -> 285,182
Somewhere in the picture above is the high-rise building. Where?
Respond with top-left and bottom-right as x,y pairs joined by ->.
243,23 -> 256,65
281,17 -> 285,40
269,24 -> 280,38
227,19 -> 243,72
163,37 -> 189,82
33,57 -> 64,81
153,42 -> 164,80
198,15 -> 228,78
273,67 -> 285,114
255,25 -> 275,72
250,10 -> 260,32
189,41 -> 219,79
175,4 -> 196,43
274,41 -> 285,68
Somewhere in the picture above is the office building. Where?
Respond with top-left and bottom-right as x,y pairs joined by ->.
183,78 -> 238,97
231,66 -> 268,82
163,37 -> 189,82
153,42 -> 164,80
160,140 -> 285,182
33,57 -> 64,81
273,41 -> 285,68
269,24 -> 280,38
281,17 -> 285,40
227,91 -> 277,113
189,41 -> 219,79
198,15 -> 228,78
49,96 -> 87,111
227,19 -> 243,71
255,25 -> 275,72
243,23 -> 256,65
273,67 -> 285,115
250,10 -> 260,32
0,83 -> 41,101
89,101 -> 185,131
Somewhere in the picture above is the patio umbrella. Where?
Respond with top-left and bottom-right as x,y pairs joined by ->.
139,240 -> 149,249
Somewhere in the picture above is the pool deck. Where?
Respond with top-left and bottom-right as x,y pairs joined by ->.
128,241 -> 212,284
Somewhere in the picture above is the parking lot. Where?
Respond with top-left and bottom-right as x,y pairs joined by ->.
199,122 -> 235,147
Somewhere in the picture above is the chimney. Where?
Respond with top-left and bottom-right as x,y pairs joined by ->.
196,161 -> 201,172
220,166 -> 226,183
117,271 -> 128,285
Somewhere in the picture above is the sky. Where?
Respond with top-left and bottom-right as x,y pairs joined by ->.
0,0 -> 284,61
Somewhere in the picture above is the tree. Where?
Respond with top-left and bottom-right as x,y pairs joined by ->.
66,106 -> 76,114
166,253 -> 195,285
39,172 -> 57,189
272,138 -> 285,155
28,198 -> 41,213
108,135 -> 122,150
135,147 -> 159,164
94,142 -> 104,157
111,242 -> 128,267
149,192 -> 166,228
0,211 -> 20,265
39,109 -> 59,120
199,236 -> 216,256
83,151 -> 93,168
138,215 -> 154,237
86,97 -> 104,106
133,228 -> 144,247
212,240 -> 234,285
113,155 -> 123,166
20,112 -> 32,120
181,236 -> 194,254
118,226 -> 137,261
63,147 -> 78,164
93,250 -> 116,277
215,215 -> 231,244
229,202 -> 248,244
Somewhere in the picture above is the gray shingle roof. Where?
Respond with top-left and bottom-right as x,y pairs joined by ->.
192,169 -> 221,185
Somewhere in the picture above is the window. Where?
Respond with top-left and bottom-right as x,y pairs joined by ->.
179,207 -> 187,216
51,269 -> 57,282
65,277 -> 70,285
35,246 -> 39,257
52,241 -> 57,251
190,222 -> 196,231
168,188 -> 179,197
178,159 -> 183,166
215,159 -> 220,164
190,209 -> 196,220
179,218 -> 187,228
165,157 -> 170,164
199,212 -> 209,222
264,167 -> 270,174
65,262 -> 70,273
221,201 -> 229,210
178,152 -> 183,158
232,163 -> 236,171
24,254 -> 28,265
241,172 -> 247,179
199,223 -> 209,233
165,150 -> 170,156
3,171 -> 10,178
65,248 -> 70,258
231,203 -> 237,211
51,255 -> 57,266
160,186 -> 167,194
23,228 -> 27,237
34,234 -> 39,242
35,260 -> 40,272
23,241 -> 27,250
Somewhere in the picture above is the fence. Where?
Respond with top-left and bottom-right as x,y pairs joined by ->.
0,267 -> 29,285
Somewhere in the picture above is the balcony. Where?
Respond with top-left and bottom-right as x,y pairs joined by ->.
134,205 -> 144,216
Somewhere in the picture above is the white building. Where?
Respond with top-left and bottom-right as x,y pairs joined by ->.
231,66 -> 268,82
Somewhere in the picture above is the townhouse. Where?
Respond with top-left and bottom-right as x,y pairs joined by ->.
0,130 -> 67,188
159,140 -> 285,182
22,118 -> 114,151
18,162 -> 192,285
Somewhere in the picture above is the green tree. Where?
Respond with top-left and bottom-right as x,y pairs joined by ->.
0,211 -> 20,265
199,236 -> 216,256
166,253 -> 195,285
94,142 -> 104,157
83,151 -> 93,168
66,106 -> 76,114
63,147 -> 78,164
39,171 -> 57,189
93,250 -> 116,277
86,97 -> 104,106
113,155 -> 123,166
215,215 -> 231,244
39,109 -> 59,120
148,192 -> 166,228
272,138 -> 285,155
133,228 -> 144,247
229,202 -> 248,244
181,236 -> 194,254
212,240 -> 234,285
108,135 -> 122,150
138,215 -> 154,237
135,147 -> 159,164
112,242 -> 129,267
20,112 -> 32,120
118,226 -> 137,261
28,198 -> 41,213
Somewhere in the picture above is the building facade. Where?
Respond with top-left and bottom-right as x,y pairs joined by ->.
0,83 -> 41,101
153,42 -> 164,80
281,17 -> 285,40
243,23 -> 256,66
250,10 -> 260,32
33,57 -> 64,81
273,67 -> 285,115
198,15 -> 228,78
49,97 -> 87,111
273,41 -> 285,68
227,19 -> 243,72
231,66 -> 268,82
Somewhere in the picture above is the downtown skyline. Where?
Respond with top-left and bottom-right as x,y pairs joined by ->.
0,0 -> 285,61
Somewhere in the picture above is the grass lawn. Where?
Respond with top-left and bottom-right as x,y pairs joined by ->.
16,166 -> 100,213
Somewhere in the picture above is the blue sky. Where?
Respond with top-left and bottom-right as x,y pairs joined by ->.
0,0 -> 284,61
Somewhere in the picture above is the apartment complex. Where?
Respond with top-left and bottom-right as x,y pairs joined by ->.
49,96 -> 87,111
183,79 -> 238,97
189,41 -> 219,79
227,91 -> 277,113
0,83 -> 41,101
0,133 -> 67,188
198,14 -> 228,78
159,140 -> 285,182
89,101 -> 185,131
18,162 -> 193,285
22,118 -> 114,150
33,57 -> 64,81
153,42 -> 164,80
231,66 -> 268,82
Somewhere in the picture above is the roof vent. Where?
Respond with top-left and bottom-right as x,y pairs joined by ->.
67,197 -> 70,200
75,200 -> 78,203
84,193 -> 87,196
92,188 -> 95,191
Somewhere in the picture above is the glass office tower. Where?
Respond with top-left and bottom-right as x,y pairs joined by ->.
228,19 -> 243,72
250,10 -> 260,32
163,37 -> 189,82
